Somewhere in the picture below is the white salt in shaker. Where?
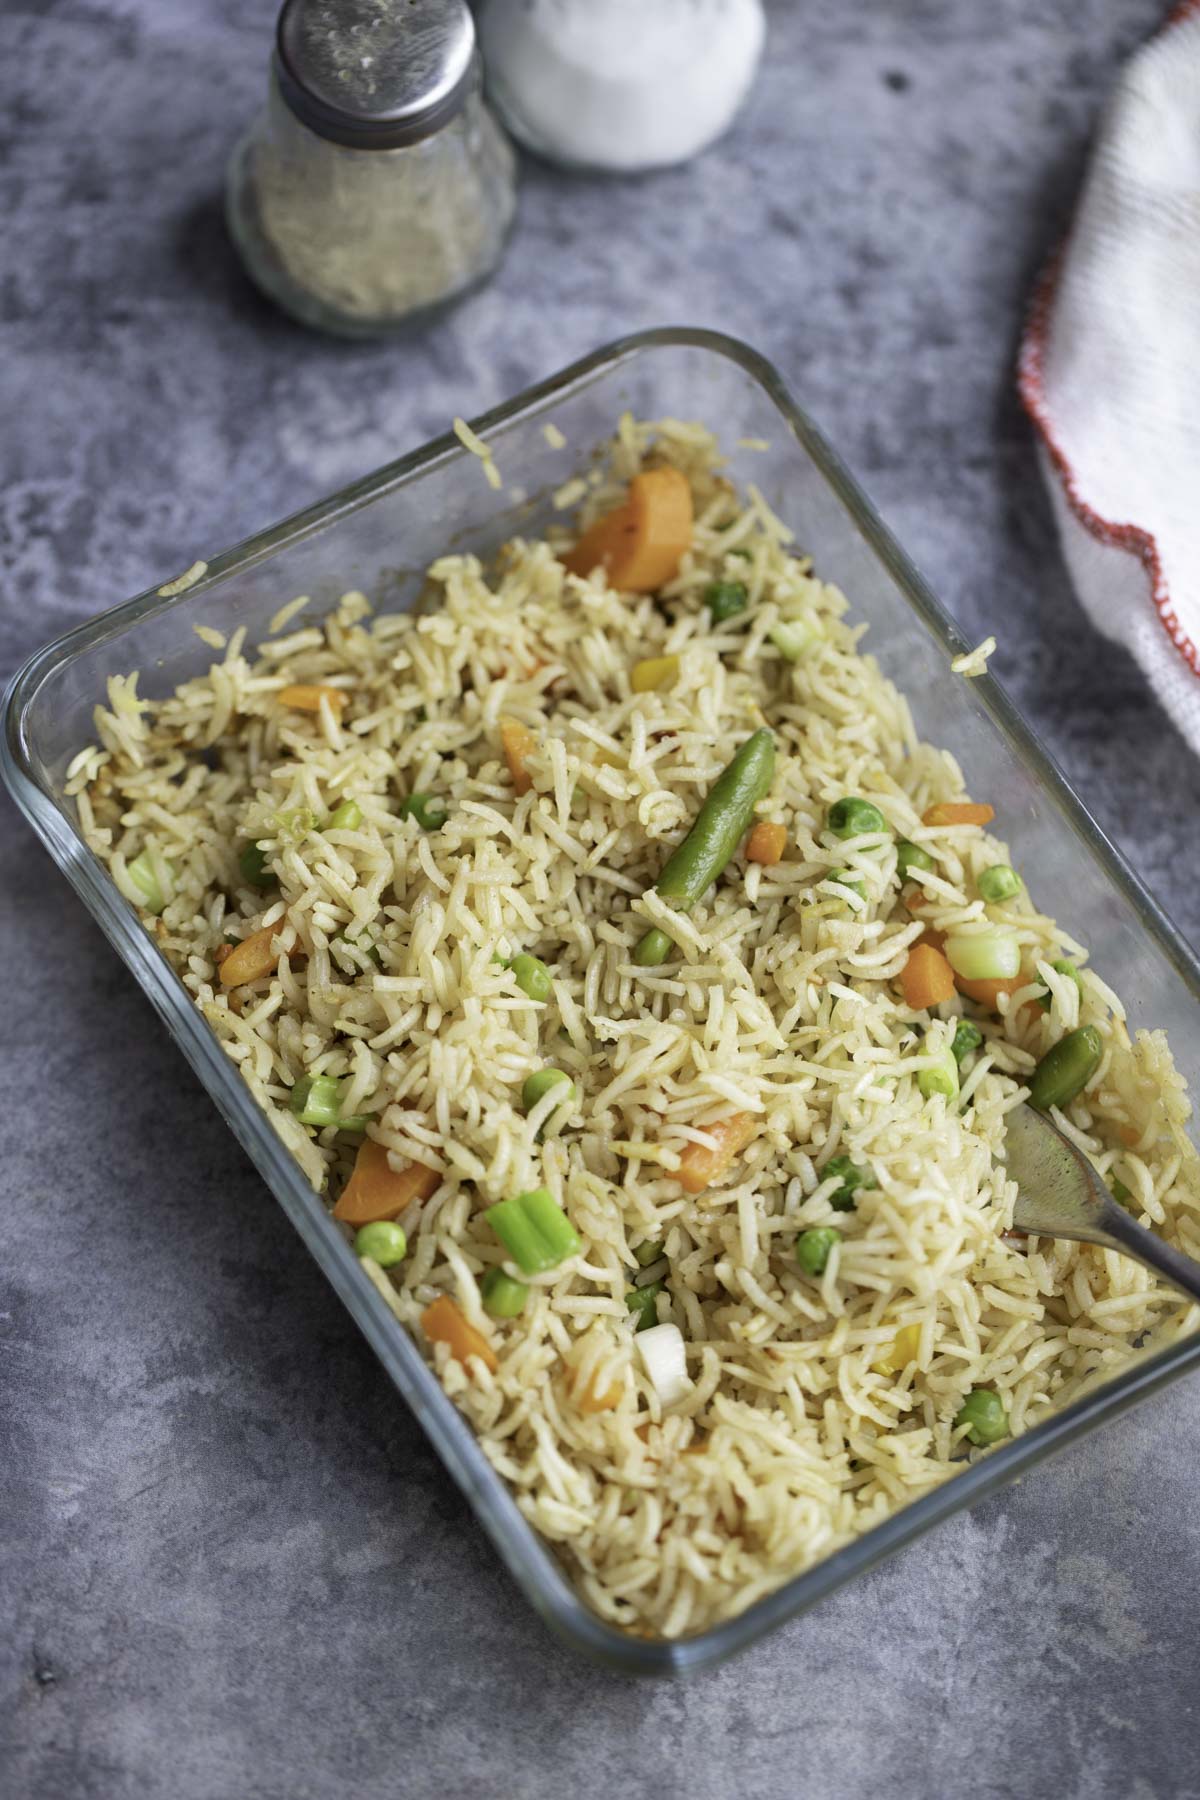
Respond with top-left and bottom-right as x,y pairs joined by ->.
477,0 -> 765,173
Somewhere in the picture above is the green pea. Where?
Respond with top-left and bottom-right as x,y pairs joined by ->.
978,864 -> 1021,903
796,1226 -> 841,1275
704,580 -> 748,623
830,869 -> 866,904
1037,960 -> 1084,1013
521,1067 -> 575,1112
238,841 -> 277,889
399,792 -> 448,831
823,1155 -> 876,1212
1029,1025 -> 1103,1112
510,953 -> 552,1003
896,840 -> 934,880
951,1019 -> 984,1065
626,1280 -> 664,1332
955,1388 -> 1009,1447
633,1239 -> 665,1268
828,797 -> 887,839
354,1221 -> 407,1267
481,1267 -> 528,1318
326,800 -> 362,832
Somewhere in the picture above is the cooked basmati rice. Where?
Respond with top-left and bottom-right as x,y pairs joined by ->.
78,418 -> 1200,1638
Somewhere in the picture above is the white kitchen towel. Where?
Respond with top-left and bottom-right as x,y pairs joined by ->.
1018,0 -> 1200,755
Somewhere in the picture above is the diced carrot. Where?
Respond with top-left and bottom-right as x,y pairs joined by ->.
421,1295 -> 498,1374
920,926 -> 947,953
675,1112 -> 759,1195
576,1373 -> 623,1414
899,942 -> 956,1010
1119,1123 -> 1142,1147
562,467 -> 693,593
219,923 -> 303,988
956,974 -> 1021,1011
332,1136 -> 440,1225
922,801 -> 995,828
277,683 -> 347,715
500,716 -> 537,796
746,820 -> 787,866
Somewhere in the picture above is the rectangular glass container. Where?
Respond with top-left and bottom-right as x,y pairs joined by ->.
5,329 -> 1200,1675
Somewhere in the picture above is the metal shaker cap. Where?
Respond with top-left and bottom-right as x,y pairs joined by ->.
275,0 -> 477,150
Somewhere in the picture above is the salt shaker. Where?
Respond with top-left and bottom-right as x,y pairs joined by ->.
226,0 -> 518,337
477,0 -> 765,174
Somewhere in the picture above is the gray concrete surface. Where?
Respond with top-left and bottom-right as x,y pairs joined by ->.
4,3 -> 1200,1797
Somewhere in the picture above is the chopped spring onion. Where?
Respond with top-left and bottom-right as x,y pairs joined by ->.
127,849 -> 174,915
626,1280 -> 664,1331
630,655 -> 680,693
274,807 -> 317,839
951,1019 -> 984,1064
633,1239 -> 665,1268
704,580 -> 748,623
481,1267 -> 529,1318
636,1321 -> 689,1406
918,1043 -> 960,1101
484,1188 -> 580,1274
289,1074 -> 342,1128
1037,959 -> 1083,1012
944,929 -> 1022,983
325,799 -> 362,832
769,618 -> 820,660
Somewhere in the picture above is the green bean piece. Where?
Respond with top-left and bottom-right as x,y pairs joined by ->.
951,1019 -> 984,1064
896,840 -> 934,880
239,841 -> 277,889
289,1074 -> 342,1128
481,1267 -> 528,1318
704,580 -> 748,623
1029,1026 -> 1103,1112
326,800 -> 362,832
632,728 -> 776,966
521,1067 -> 575,1112
633,1239 -> 665,1268
510,953 -> 552,1002
823,1154 -> 876,1212
399,792 -> 448,831
1037,959 -> 1084,1013
485,1188 -> 579,1273
354,1221 -> 407,1267
626,1280 -> 664,1332
827,797 -> 886,839
796,1226 -> 841,1275
978,863 -> 1021,903
955,1389 -> 1009,1447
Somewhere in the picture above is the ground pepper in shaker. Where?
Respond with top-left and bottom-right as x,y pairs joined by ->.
226,0 -> 517,337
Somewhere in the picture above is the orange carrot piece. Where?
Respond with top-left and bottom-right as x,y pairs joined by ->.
746,820 -> 787,866
576,1373 -> 623,1414
676,1112 -> 759,1195
562,468 -> 693,593
956,974 -> 1021,1011
922,801 -> 995,828
332,1136 -> 440,1225
920,925 -> 947,953
899,943 -> 956,1010
500,716 -> 537,796
219,923 -> 303,988
421,1295 -> 498,1374
277,683 -> 347,715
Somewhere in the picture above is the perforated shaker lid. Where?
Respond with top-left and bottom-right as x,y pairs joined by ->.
275,0 -> 477,149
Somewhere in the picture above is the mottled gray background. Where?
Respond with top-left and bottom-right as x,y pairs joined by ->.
4,2 -> 1200,1797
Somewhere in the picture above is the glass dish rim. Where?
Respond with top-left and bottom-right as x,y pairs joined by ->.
4,324 -> 1199,1677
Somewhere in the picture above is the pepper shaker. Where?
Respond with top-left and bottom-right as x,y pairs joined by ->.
226,0 -> 518,337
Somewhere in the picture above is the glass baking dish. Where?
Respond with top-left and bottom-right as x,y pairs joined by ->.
5,328 -> 1200,1676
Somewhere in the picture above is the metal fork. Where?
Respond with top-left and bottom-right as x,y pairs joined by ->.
1006,1104 -> 1200,1304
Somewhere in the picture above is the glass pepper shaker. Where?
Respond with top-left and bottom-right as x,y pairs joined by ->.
226,0 -> 518,337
